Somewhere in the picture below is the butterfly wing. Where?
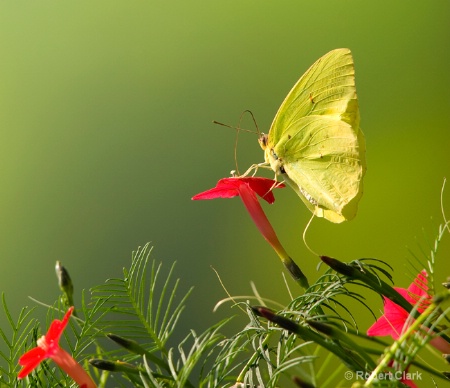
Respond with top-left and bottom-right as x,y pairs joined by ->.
268,48 -> 360,144
266,48 -> 366,222
276,116 -> 366,222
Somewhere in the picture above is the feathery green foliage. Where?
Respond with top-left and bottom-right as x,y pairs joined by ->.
88,243 -> 231,387
1,194 -> 449,387
0,295 -> 37,386
91,244 -> 192,349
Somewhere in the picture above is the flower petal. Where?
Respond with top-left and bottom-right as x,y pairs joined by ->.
192,185 -> 239,200
237,177 -> 284,204
367,297 -> 410,339
46,319 -> 65,342
46,306 -> 74,342
18,347 -> 47,378
397,275 -> 430,313
367,314 -> 407,340
393,287 -> 426,313
407,270 -> 429,298
192,178 -> 244,200
192,177 -> 284,204
367,315 -> 395,337
367,271 -> 433,340
18,346 -> 47,365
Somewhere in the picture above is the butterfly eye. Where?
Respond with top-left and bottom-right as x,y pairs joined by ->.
258,133 -> 268,149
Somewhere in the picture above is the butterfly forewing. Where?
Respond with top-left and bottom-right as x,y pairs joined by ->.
268,48 -> 359,147
265,48 -> 366,222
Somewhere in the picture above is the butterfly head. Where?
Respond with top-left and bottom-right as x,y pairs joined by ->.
258,133 -> 276,167
258,133 -> 269,150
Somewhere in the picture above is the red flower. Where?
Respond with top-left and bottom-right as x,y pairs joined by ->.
367,271 -> 429,340
193,177 -> 308,288
18,307 -> 96,388
192,177 -> 281,203
367,270 -> 450,353
193,177 -> 285,253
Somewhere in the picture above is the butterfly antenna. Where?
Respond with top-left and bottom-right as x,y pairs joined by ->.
212,119 -> 257,134
241,109 -> 261,136
233,119 -> 242,175
213,111 -> 260,176
303,213 -> 319,257
212,120 -> 242,175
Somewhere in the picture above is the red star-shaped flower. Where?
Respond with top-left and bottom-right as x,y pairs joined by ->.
18,307 -> 96,387
367,270 -> 429,340
193,177 -> 286,255
192,177 -> 282,204
367,270 -> 450,353
193,177 -> 308,288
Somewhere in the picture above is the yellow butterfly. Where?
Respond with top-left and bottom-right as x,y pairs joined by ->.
259,48 -> 366,223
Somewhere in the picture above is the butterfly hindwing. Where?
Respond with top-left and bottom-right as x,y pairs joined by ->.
277,116 -> 365,222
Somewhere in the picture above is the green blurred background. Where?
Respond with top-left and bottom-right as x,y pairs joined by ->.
0,0 -> 449,376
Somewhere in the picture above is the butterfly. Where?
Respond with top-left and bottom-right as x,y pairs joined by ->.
258,48 -> 366,223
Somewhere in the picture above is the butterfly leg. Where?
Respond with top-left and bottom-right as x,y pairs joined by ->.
240,162 -> 273,178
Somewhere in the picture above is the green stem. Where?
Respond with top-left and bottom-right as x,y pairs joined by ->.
236,334 -> 271,382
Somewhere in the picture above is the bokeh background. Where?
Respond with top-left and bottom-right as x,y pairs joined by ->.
1,1 -> 449,384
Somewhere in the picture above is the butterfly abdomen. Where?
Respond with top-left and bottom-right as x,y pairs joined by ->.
299,186 -> 318,205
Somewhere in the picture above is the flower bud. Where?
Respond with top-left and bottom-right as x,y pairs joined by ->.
55,261 -> 74,307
